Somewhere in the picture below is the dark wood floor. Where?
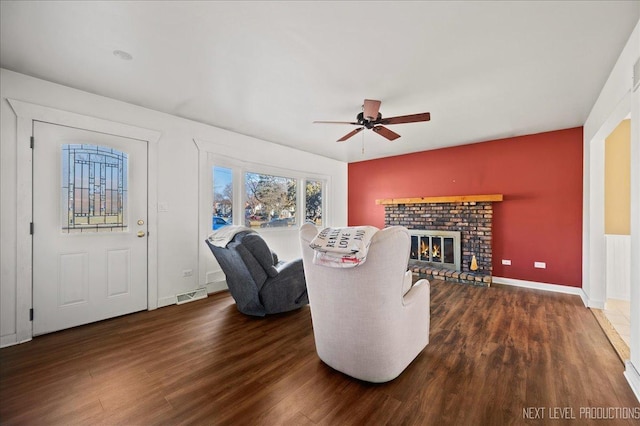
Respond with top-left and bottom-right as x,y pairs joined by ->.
1,281 -> 638,425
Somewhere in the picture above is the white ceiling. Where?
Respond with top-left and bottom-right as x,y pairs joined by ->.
1,1 -> 639,163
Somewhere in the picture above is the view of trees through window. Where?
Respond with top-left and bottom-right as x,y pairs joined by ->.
245,172 -> 296,228
212,166 -> 324,231
305,180 -> 323,225
212,166 -> 233,230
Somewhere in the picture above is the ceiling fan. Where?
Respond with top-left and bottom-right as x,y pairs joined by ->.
314,99 -> 431,142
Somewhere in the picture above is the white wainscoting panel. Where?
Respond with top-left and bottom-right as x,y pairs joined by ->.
605,234 -> 631,301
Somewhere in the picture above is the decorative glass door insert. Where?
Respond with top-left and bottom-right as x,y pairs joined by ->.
61,144 -> 128,232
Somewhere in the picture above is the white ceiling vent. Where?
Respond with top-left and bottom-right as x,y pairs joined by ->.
634,56 -> 640,92
176,288 -> 208,305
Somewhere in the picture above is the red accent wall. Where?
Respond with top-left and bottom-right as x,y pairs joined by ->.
348,127 -> 583,287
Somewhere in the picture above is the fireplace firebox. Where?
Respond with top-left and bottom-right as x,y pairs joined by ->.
409,230 -> 461,271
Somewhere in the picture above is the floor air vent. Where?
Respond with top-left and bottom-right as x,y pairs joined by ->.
176,288 -> 208,305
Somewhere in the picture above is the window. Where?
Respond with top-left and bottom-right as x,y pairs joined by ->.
208,159 -> 326,234
61,144 -> 127,233
305,179 -> 323,226
212,166 -> 233,230
245,172 -> 296,229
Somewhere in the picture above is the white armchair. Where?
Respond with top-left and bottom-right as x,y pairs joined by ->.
299,223 -> 430,383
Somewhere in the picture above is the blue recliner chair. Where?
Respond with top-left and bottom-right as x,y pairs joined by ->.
205,231 -> 308,316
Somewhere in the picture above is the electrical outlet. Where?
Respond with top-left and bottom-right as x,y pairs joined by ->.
534,262 -> 546,269
182,269 -> 193,277
502,259 -> 511,265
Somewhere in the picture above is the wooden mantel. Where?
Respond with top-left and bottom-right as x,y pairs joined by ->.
376,194 -> 503,205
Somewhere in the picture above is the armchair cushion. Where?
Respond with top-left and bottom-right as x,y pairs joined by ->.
242,233 -> 279,278
236,243 -> 268,289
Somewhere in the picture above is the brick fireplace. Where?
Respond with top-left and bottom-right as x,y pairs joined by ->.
377,194 -> 503,286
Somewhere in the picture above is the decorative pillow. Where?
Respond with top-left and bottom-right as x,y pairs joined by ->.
242,234 -> 279,278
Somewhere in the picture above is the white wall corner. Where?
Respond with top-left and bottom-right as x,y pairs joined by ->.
624,360 -> 640,403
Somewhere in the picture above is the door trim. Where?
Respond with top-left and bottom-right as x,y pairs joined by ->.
8,98 -> 161,343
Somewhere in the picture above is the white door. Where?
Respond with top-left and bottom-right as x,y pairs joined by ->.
32,121 -> 148,335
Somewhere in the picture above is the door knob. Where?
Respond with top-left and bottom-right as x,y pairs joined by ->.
137,231 -> 146,238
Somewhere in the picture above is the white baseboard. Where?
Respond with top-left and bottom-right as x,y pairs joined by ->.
492,276 -> 591,307
206,281 -> 228,294
157,295 -> 177,308
0,333 -> 17,348
624,361 -> 640,403
1,333 -> 32,348
158,282 -> 228,308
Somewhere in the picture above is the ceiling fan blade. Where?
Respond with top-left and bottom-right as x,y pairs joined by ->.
372,126 -> 401,141
313,120 -> 359,125
379,112 -> 431,125
363,99 -> 382,120
337,127 -> 364,142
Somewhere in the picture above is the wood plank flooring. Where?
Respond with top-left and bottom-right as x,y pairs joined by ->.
1,281 -> 638,425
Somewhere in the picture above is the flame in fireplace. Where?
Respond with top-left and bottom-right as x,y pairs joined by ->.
420,241 -> 440,259
420,241 -> 428,257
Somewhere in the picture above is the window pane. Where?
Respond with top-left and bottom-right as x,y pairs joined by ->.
245,172 -> 296,229
305,180 -> 323,226
212,166 -> 233,230
61,144 -> 127,233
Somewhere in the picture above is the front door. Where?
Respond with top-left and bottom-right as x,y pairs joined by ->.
32,121 -> 148,335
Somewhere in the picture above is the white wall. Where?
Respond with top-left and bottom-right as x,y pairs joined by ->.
583,19 -> 640,400
0,69 -> 348,346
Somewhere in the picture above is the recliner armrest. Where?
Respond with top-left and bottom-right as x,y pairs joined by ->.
275,257 -> 304,276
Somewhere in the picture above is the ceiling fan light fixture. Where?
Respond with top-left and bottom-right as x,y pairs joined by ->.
363,99 -> 381,121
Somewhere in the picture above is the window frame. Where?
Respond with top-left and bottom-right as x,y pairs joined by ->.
304,178 -> 324,227
212,165 -> 235,228
207,155 -> 328,233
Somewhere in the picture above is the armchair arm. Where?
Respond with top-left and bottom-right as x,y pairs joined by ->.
274,258 -> 305,280
402,278 -> 429,306
402,270 -> 413,295
260,258 -> 308,311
